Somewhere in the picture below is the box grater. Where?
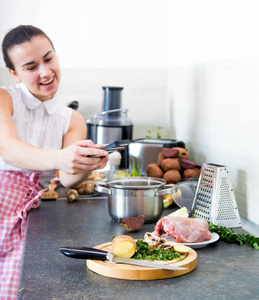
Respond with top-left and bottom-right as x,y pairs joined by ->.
191,163 -> 242,228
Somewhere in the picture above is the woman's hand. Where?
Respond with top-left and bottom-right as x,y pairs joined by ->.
57,139 -> 110,188
57,110 -> 110,188
57,140 -> 109,175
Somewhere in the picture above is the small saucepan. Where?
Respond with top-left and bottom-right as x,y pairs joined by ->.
95,177 -> 177,223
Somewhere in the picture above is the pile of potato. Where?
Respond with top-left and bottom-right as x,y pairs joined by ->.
146,147 -> 201,184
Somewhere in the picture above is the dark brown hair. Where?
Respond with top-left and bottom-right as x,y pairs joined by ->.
2,25 -> 55,70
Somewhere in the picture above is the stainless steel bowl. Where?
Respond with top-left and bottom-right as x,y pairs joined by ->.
172,181 -> 197,212
95,177 -> 177,223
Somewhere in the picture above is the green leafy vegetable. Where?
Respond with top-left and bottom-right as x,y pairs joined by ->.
208,222 -> 259,250
146,130 -> 152,139
131,240 -> 181,261
130,156 -> 142,177
145,126 -> 163,139
156,126 -> 163,139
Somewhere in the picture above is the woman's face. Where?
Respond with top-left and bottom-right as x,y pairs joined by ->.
8,35 -> 61,101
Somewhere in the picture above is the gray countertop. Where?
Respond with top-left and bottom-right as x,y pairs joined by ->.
17,195 -> 259,300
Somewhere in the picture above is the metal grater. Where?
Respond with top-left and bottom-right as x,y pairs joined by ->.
191,163 -> 242,228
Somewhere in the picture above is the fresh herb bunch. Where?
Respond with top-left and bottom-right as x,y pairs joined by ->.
132,240 -> 182,261
208,222 -> 259,250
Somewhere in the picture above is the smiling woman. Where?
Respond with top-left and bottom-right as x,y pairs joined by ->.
0,25 -> 109,299
7,35 -> 61,101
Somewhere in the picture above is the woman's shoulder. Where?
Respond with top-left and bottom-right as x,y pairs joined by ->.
0,87 -> 14,113
0,83 -> 20,91
0,87 -> 13,103
70,109 -> 85,124
0,83 -> 22,100
0,87 -> 11,97
68,109 -> 86,132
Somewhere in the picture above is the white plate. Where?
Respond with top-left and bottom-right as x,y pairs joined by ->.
153,232 -> 220,249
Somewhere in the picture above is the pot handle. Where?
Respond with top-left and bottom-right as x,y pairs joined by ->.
95,183 -> 112,195
155,184 -> 178,196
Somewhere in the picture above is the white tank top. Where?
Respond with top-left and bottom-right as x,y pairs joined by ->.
0,82 -> 72,178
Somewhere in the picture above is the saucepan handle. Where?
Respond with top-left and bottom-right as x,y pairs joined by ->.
95,183 -> 111,195
155,184 -> 178,196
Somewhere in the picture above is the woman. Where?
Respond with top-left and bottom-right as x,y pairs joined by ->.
0,25 -> 109,299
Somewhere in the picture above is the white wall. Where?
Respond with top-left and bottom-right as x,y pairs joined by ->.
167,0 -> 259,228
167,0 -> 259,67
0,0 -> 169,136
0,0 -> 167,69
0,0 -> 259,228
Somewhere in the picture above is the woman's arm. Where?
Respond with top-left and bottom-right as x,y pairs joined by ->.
58,109 -> 109,187
0,89 -> 109,187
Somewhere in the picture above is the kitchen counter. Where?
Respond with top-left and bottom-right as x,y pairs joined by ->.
17,196 -> 259,300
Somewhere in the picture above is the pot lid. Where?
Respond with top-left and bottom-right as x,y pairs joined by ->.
106,177 -> 166,190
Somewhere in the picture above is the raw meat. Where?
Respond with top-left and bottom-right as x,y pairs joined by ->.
155,216 -> 211,243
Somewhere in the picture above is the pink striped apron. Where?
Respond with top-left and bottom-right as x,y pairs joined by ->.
0,171 -> 43,300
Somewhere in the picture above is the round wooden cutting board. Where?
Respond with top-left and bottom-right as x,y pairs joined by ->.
86,242 -> 197,280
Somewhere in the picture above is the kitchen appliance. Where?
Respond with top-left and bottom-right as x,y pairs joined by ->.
67,100 -> 79,110
129,138 -> 185,175
191,163 -> 242,228
59,247 -> 187,270
95,177 -> 177,223
86,87 -> 133,169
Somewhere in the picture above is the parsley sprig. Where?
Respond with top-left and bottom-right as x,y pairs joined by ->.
132,240 -> 182,261
208,222 -> 259,250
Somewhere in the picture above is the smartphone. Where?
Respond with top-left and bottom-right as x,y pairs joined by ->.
88,139 -> 130,158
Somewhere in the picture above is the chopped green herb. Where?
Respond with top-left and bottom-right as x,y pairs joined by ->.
208,222 -> 259,250
131,240 -> 181,261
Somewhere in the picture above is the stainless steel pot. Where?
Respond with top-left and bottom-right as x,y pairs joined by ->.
95,177 -> 177,223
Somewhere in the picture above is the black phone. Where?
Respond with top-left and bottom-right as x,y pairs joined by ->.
88,140 -> 130,158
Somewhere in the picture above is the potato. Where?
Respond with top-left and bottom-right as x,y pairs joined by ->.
166,241 -> 183,248
161,158 -> 182,172
161,147 -> 179,158
112,235 -> 137,258
119,215 -> 145,232
173,245 -> 191,254
157,152 -> 166,167
172,147 -> 189,160
163,170 -> 181,184
179,159 -> 201,169
146,163 -> 163,178
183,167 -> 201,179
